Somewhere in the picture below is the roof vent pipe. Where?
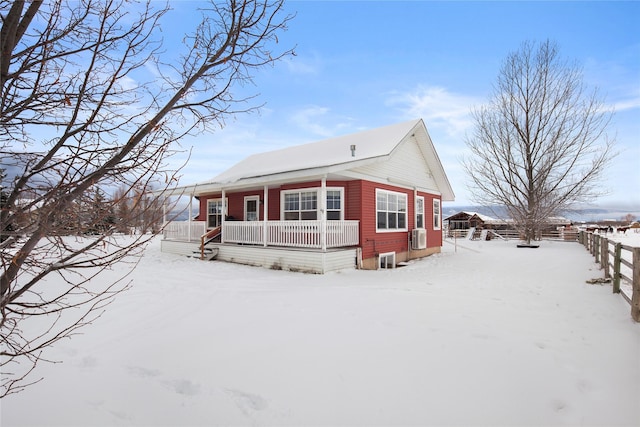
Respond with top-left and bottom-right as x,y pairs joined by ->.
350,144 -> 356,157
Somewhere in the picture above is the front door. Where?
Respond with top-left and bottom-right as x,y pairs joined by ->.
244,196 -> 260,221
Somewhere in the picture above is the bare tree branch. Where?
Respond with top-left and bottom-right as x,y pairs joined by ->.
0,0 -> 294,396
464,40 -> 616,244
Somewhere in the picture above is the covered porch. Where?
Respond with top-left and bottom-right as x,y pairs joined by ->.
160,220 -> 359,273
162,219 -> 360,249
160,176 -> 360,251
158,177 -> 360,272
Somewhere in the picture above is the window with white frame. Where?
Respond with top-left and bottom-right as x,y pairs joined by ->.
326,190 -> 342,220
282,188 -> 344,221
284,191 -> 317,220
379,252 -> 396,269
244,196 -> 259,221
433,198 -> 441,230
415,196 -> 425,229
376,189 -> 407,231
207,199 -> 227,228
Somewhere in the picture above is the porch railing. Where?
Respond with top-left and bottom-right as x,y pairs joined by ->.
162,220 -> 206,242
225,220 -> 360,249
326,221 -> 360,248
163,220 -> 359,249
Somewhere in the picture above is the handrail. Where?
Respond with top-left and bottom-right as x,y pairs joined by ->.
200,226 -> 221,260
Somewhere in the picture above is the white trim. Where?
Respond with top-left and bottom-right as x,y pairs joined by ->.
244,195 -> 260,221
206,197 -> 228,229
281,189 -> 317,220
221,190 -> 226,243
378,251 -> 396,269
415,195 -> 425,229
325,188 -> 344,220
263,185 -> 268,247
320,178 -> 327,251
433,198 -> 441,230
375,189 -> 408,233
280,186 -> 345,221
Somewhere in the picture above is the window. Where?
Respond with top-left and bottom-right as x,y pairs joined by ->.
379,252 -> 396,269
282,188 -> 344,221
376,189 -> 407,231
207,199 -> 226,228
433,199 -> 441,230
245,196 -> 259,221
284,191 -> 317,220
416,196 -> 425,229
326,190 -> 342,220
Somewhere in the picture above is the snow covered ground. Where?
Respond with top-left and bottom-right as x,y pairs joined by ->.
3,236 -> 640,426
586,230 -> 640,301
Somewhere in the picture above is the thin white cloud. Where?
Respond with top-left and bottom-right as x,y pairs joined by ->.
386,85 -> 480,137
584,52 -> 640,113
613,96 -> 640,111
284,52 -> 322,75
289,106 -> 354,138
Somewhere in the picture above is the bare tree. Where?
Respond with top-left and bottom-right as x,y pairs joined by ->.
0,0 -> 294,396
113,184 -> 163,234
464,40 -> 615,244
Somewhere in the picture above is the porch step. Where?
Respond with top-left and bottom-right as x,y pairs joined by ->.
191,247 -> 219,261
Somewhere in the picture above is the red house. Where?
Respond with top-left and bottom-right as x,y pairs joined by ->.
160,118 -> 455,273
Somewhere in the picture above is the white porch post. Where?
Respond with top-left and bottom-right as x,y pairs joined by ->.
161,198 -> 167,240
221,189 -> 226,244
162,198 -> 167,224
320,176 -> 327,251
187,193 -> 193,242
263,185 -> 268,247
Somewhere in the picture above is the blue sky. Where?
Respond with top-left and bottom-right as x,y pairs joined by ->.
167,1 -> 640,209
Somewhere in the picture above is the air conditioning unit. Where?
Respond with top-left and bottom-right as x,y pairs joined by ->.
411,228 -> 427,250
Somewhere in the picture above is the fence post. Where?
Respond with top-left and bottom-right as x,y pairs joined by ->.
602,238 -> 609,278
584,231 -> 589,251
594,234 -> 600,263
631,247 -> 640,322
585,232 -> 590,251
612,243 -> 622,294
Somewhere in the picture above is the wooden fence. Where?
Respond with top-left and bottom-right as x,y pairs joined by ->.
447,228 -> 579,241
578,231 -> 640,322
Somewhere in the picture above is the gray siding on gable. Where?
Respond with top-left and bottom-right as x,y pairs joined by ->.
350,138 -> 439,192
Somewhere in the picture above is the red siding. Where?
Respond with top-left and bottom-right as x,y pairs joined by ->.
359,181 -> 410,260
281,181 -> 320,190
198,190 -> 266,222
357,182 -> 442,260
196,180 -> 442,262
422,192 -> 443,246
344,181 -> 362,221
267,188 -> 280,220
